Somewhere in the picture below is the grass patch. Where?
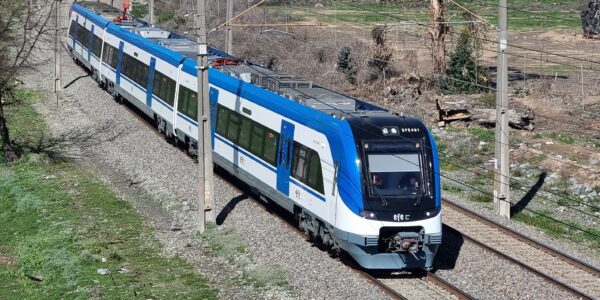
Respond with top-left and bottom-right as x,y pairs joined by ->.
237,265 -> 290,291
468,127 -> 494,144
513,211 -> 600,249
442,183 -> 464,193
199,223 -> 248,262
469,192 -> 493,203
544,132 -> 575,145
512,210 -> 567,237
271,0 -> 582,30
0,90 -> 218,299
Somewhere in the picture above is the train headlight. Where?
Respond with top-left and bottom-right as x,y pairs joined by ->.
360,210 -> 377,219
382,128 -> 389,135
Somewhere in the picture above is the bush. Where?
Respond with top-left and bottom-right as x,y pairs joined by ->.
441,29 -> 488,94
131,4 -> 148,19
336,46 -> 356,84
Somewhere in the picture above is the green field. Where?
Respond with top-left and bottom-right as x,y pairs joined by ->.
270,0 -> 583,30
0,93 -> 217,299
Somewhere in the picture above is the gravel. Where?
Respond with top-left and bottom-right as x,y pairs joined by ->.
20,11 -> 600,298
23,44 -> 391,299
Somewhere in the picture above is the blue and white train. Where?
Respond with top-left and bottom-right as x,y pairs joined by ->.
67,1 -> 442,270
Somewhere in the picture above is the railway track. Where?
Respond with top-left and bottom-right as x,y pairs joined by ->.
218,169 -> 472,299
443,198 -> 600,299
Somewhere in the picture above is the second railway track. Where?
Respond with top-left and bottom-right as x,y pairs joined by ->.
443,198 -> 600,299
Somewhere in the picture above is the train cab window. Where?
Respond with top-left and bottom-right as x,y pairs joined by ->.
367,153 -> 423,196
177,86 -> 198,121
238,118 -> 252,149
291,142 -> 324,194
152,71 -> 176,106
78,27 -> 89,47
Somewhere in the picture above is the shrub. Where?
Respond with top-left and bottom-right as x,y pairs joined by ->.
337,46 -> 356,84
441,29 -> 488,94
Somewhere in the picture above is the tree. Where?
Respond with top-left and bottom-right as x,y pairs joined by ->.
368,25 -> 392,79
429,0 -> 448,75
0,1 -> 54,162
441,29 -> 488,94
336,46 -> 356,84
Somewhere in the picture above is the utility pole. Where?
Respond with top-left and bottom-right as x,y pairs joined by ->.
226,0 -> 233,55
494,0 -> 510,218
55,0 -> 62,107
195,0 -> 214,233
149,0 -> 155,24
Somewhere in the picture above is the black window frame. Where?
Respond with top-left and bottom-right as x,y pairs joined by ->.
177,85 -> 198,121
215,104 -> 280,167
152,71 -> 176,106
102,43 -> 119,69
292,142 -> 324,194
121,53 -> 149,89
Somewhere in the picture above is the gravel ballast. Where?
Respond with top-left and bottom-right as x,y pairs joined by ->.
19,26 -> 600,299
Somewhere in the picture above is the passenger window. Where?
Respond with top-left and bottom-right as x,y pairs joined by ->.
292,146 -> 307,180
250,125 -> 265,157
227,113 -> 240,143
238,118 -> 252,149
307,152 -> 324,193
263,130 -> 278,165
178,86 -> 198,121
216,106 -> 229,135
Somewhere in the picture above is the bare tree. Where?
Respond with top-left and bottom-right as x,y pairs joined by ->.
0,0 -> 54,161
429,0 -> 448,75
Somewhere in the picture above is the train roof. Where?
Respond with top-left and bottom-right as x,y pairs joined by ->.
75,1 -> 399,121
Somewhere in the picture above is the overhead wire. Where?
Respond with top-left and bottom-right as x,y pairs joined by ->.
235,3 -> 600,215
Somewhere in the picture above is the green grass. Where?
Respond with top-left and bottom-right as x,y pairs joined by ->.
513,211 -> 600,250
0,91 -> 218,299
545,132 -> 576,144
270,0 -> 583,30
468,127 -> 494,144
469,192 -> 493,203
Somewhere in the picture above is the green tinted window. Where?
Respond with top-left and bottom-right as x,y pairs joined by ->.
238,118 -> 252,149
178,86 -> 198,121
216,106 -> 229,135
227,113 -> 240,143
263,130 -> 278,165
292,142 -> 324,194
307,152 -> 324,193
250,125 -> 265,156
153,71 -> 175,106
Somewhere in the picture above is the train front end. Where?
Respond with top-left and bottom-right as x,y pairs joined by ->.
336,113 -> 442,270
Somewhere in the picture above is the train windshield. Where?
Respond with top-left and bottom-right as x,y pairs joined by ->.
368,153 -> 424,197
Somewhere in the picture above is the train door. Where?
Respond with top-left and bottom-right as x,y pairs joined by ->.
276,120 -> 295,196
146,57 -> 156,107
209,87 -> 219,149
115,41 -> 124,86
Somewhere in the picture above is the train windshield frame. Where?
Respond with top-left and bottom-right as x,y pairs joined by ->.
362,140 -> 436,214
367,153 -> 424,197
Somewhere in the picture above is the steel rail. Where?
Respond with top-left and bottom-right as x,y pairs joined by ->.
442,198 -> 600,277
425,272 -> 474,300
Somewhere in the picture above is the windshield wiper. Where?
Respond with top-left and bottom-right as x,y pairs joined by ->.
372,187 -> 389,207
414,194 -> 422,207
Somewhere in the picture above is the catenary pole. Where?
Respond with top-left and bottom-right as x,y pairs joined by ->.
195,0 -> 214,233
226,0 -> 233,55
149,0 -> 154,24
55,0 -> 62,107
494,0 -> 510,218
